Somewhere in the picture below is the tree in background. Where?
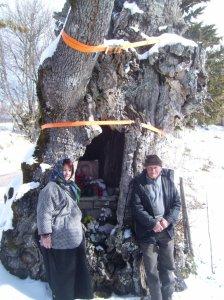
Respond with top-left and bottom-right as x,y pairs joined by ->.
0,0 -> 54,140
182,0 -> 224,124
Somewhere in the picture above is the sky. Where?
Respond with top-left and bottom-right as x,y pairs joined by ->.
197,0 -> 224,39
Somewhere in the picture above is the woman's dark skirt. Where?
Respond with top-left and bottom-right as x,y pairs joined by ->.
41,238 -> 93,300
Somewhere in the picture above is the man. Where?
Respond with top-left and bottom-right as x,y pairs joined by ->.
131,154 -> 181,300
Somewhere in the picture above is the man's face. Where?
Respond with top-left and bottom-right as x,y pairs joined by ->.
146,165 -> 162,179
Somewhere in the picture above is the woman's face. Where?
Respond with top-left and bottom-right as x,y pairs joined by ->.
63,164 -> 72,181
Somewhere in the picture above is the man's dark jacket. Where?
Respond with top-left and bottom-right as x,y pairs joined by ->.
131,169 -> 181,243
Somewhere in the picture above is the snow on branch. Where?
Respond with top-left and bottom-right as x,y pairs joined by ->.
123,1 -> 144,15
40,34 -> 61,65
136,33 -> 198,61
40,7 -> 71,65
148,33 -> 197,55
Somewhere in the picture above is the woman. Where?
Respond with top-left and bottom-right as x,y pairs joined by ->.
37,158 -> 93,300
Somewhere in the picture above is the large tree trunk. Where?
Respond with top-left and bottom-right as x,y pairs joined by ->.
1,0 -> 207,296
36,0 -> 115,163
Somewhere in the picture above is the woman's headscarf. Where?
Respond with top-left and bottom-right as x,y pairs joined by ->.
50,159 -> 81,202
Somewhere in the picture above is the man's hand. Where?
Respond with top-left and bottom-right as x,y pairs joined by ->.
40,234 -> 52,249
160,218 -> 170,229
153,221 -> 164,233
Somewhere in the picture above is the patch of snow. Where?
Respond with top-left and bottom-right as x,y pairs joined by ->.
125,64 -> 131,73
104,38 -> 126,46
173,275 -> 224,300
130,24 -> 140,32
0,262 -> 51,300
136,33 -> 197,61
4,174 -> 23,201
0,198 -> 14,233
40,34 -> 61,65
23,144 -> 37,165
0,187 -> 7,202
123,228 -> 132,239
141,32 -> 151,40
137,51 -> 149,60
123,1 -> 144,15
148,33 -> 197,55
15,182 -> 40,200
40,7 -> 71,65
110,228 -> 116,236
0,122 -> 14,131
0,174 -> 23,232
0,124 -> 34,175
158,25 -> 168,31
95,245 -> 104,251
0,177 -> 39,233
40,163 -> 52,173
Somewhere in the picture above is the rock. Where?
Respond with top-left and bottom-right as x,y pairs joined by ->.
113,262 -> 133,295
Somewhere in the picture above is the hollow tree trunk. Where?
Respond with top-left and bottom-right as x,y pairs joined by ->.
1,0 -> 207,296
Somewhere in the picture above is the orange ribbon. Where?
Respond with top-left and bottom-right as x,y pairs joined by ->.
41,120 -> 164,136
61,30 -> 160,54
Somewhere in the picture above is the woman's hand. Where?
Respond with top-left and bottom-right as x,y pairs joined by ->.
40,234 -> 52,249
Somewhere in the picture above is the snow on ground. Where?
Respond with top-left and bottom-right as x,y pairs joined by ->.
0,263 -> 51,300
0,123 -> 35,238
156,125 -> 224,299
1,123 -> 224,299
0,123 -> 34,175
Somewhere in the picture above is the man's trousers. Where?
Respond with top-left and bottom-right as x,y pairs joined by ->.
140,230 -> 175,300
